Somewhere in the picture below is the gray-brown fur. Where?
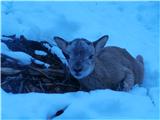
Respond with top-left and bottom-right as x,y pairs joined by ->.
54,35 -> 144,91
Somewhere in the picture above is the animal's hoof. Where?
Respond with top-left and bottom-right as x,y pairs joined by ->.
122,81 -> 131,92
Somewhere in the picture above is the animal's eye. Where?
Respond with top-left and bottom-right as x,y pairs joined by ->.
89,55 -> 94,59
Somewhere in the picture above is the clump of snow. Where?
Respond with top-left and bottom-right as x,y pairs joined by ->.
34,50 -> 47,56
51,45 -> 68,65
1,42 -> 32,65
42,42 -> 52,50
34,59 -> 50,68
129,85 -> 147,96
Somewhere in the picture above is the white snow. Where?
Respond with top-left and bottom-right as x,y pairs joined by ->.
1,42 -> 32,65
35,50 -> 47,56
1,1 -> 159,120
0,43 -> 50,67
42,42 -> 52,50
1,87 -> 159,119
34,59 -> 50,68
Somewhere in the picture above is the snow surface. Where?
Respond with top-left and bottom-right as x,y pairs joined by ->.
35,50 -> 47,56
1,1 -> 159,120
1,87 -> 159,119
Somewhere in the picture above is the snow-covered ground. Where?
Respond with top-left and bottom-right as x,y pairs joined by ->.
1,87 -> 159,119
1,1 -> 159,119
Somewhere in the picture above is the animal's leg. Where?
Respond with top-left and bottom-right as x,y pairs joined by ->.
136,55 -> 144,84
79,83 -> 90,92
136,55 -> 144,65
122,68 -> 135,91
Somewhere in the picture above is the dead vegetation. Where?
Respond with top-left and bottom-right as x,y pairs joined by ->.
1,35 -> 80,93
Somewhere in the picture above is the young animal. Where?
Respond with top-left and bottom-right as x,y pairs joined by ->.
54,35 -> 144,91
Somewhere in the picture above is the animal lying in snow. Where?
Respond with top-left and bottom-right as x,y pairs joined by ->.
54,35 -> 144,91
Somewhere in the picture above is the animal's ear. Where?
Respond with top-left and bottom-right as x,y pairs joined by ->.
93,35 -> 109,53
54,36 -> 68,52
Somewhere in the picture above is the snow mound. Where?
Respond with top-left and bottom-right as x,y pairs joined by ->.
1,87 -> 159,119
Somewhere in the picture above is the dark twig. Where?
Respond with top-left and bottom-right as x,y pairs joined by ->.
18,81 -> 24,93
39,81 -> 45,93
28,66 -> 55,81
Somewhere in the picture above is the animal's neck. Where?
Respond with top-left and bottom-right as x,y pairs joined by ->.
83,57 -> 101,79
78,57 -> 108,90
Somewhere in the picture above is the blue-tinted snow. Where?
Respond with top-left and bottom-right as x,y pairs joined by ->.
1,1 -> 159,119
35,50 -> 47,56
1,87 -> 158,119
1,42 -> 32,65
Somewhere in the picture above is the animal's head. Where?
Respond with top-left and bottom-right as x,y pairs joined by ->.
54,35 -> 109,79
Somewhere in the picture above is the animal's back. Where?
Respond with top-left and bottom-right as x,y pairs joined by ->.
98,46 -> 144,84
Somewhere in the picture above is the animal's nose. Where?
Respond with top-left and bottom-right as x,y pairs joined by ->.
74,67 -> 82,73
